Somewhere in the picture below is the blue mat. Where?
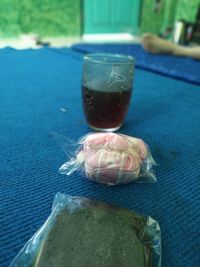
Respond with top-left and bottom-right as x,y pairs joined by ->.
72,43 -> 200,85
0,47 -> 199,267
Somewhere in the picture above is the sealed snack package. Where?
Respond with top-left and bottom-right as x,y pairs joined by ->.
56,132 -> 157,185
10,193 -> 161,267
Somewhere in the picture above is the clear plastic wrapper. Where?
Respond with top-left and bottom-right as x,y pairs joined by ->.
55,132 -> 157,185
10,193 -> 161,267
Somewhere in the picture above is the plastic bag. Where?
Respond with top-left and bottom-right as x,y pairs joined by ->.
55,132 -> 157,185
10,193 -> 161,267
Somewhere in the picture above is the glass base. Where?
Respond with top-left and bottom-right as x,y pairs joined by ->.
88,124 -> 122,132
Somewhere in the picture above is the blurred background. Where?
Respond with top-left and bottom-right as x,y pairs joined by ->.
0,0 -> 200,48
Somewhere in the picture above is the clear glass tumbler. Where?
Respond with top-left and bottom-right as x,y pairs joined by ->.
82,53 -> 135,132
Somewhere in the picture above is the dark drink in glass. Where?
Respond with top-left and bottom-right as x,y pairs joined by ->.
82,53 -> 134,131
82,86 -> 131,130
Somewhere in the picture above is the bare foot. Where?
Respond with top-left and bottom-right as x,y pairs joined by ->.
142,33 -> 176,54
141,33 -> 200,60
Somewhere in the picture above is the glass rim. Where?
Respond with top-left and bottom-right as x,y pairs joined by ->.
83,53 -> 135,65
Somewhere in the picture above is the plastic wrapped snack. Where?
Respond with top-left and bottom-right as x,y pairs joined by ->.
10,193 -> 161,267
57,132 -> 157,185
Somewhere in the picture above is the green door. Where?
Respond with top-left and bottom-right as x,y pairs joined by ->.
83,0 -> 141,34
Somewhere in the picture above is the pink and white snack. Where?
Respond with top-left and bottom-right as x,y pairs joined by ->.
59,133 -> 156,185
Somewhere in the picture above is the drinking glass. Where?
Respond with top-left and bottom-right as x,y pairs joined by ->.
82,53 -> 135,131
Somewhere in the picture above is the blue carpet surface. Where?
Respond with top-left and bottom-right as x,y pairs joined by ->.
72,43 -> 200,85
0,47 -> 199,267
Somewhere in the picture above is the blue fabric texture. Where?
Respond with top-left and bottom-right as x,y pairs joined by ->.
0,47 -> 199,267
72,43 -> 200,85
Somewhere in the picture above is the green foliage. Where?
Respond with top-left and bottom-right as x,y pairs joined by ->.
140,0 -> 200,35
0,0 -> 21,36
175,0 -> 200,23
0,0 -> 81,37
140,0 -> 166,34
